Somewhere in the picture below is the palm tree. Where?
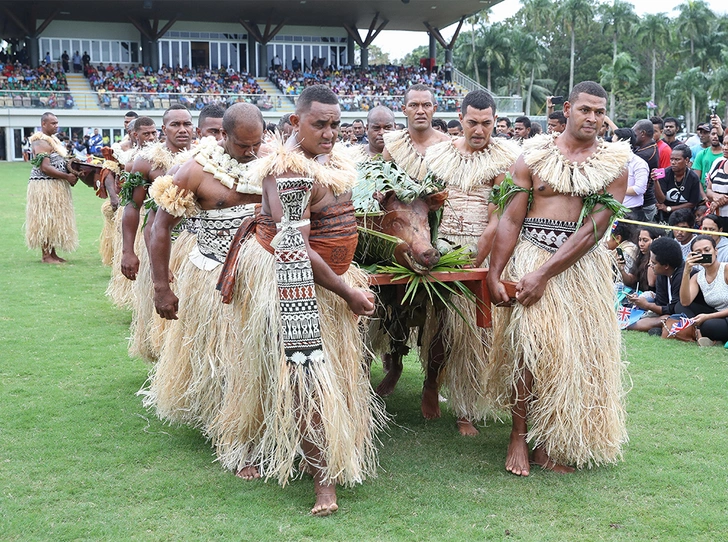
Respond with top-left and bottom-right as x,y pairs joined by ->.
510,30 -> 550,115
599,52 -> 640,118
708,50 -> 728,122
599,1 -> 639,62
635,13 -> 671,105
519,0 -> 554,34
466,11 -> 486,85
666,67 -> 708,131
674,0 -> 713,69
558,0 -> 596,90
479,23 -> 510,92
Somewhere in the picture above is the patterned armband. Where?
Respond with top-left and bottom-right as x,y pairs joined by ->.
149,174 -> 198,218
30,153 -> 50,168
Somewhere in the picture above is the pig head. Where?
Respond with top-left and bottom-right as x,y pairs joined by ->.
373,189 -> 448,275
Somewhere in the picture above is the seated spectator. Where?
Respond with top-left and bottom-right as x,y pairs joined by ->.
695,204 -> 709,228
678,235 -> 728,345
618,226 -> 661,292
626,236 -> 686,332
608,221 -> 639,281
705,132 -> 728,216
653,144 -> 702,222
700,214 -> 728,262
669,208 -> 697,261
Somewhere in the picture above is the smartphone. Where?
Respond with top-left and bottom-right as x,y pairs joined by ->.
551,96 -> 564,105
698,253 -> 713,264
653,168 -> 666,179
616,247 -> 624,259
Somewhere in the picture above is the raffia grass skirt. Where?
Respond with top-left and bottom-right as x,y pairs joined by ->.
25,178 -> 78,252
106,208 -> 143,309
210,240 -> 387,487
489,239 -> 628,468
128,229 -> 195,363
99,200 -> 116,266
142,243 -> 239,431
420,295 -> 502,423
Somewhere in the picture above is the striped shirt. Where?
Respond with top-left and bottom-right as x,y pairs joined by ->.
707,157 -> 728,217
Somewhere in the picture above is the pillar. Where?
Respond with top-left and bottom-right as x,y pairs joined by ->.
347,35 -> 355,67
248,34 -> 257,76
258,43 -> 268,76
29,37 -> 40,68
428,32 -> 437,71
361,46 -> 368,68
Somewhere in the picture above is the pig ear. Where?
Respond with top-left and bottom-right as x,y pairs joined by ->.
373,189 -> 396,205
425,190 -> 448,211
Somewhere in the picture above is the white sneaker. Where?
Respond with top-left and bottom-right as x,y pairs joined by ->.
698,337 -> 716,347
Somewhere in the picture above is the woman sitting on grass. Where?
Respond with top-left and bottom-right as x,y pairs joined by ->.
607,222 -> 638,283
617,226 -> 661,293
700,214 -> 728,263
679,235 -> 728,346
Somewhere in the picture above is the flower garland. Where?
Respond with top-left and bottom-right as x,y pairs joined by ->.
192,137 -> 260,194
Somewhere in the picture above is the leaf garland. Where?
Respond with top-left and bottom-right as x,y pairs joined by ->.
578,191 -> 629,243
118,171 -> 149,208
30,153 -> 49,168
489,172 -> 533,214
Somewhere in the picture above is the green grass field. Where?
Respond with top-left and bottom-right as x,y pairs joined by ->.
1,161 -> 727,541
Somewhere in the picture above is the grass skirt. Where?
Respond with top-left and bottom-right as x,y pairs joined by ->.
128,229 -> 194,362
210,240 -> 387,487
489,239 -> 628,468
25,178 -> 78,252
99,200 -> 116,266
106,208 -> 142,309
142,240 -> 241,431
420,296 -> 502,423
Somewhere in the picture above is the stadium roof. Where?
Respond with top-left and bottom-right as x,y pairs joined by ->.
0,0 -> 503,37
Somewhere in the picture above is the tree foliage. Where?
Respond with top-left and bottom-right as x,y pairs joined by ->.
426,0 -> 728,128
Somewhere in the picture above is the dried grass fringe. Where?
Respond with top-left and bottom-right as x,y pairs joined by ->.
25,178 -> 78,252
105,207 -> 143,309
382,130 -> 429,181
99,200 -> 116,266
489,239 -> 628,468
210,240 -> 387,487
141,240 -> 242,431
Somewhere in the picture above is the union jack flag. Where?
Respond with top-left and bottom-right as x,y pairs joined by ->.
667,316 -> 695,337
617,305 -> 645,329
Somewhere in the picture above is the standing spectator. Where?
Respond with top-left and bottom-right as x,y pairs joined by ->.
61,51 -> 70,73
513,116 -> 531,141
663,117 -> 680,149
651,116 -> 671,168
496,117 -> 511,137
706,132 -> 728,217
447,119 -> 463,137
443,59 -> 453,83
272,54 -> 282,71
88,128 -> 103,155
351,119 -> 368,144
22,135 -> 31,161
547,111 -> 566,134
690,123 -> 712,161
291,56 -> 300,71
653,144 -> 702,222
72,51 -> 82,73
82,51 -> 90,68
633,119 -> 659,221
694,128 -> 725,190
613,128 -> 648,221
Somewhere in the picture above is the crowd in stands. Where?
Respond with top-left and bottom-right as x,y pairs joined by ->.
84,63 -> 273,111
269,64 -> 462,112
0,61 -> 74,108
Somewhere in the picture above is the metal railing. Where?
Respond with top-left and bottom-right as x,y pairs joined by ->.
0,89 -> 525,114
452,68 -> 524,114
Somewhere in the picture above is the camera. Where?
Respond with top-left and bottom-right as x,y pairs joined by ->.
551,96 -> 564,105
616,247 -> 624,259
710,105 -> 716,116
653,168 -> 666,179
698,253 -> 713,264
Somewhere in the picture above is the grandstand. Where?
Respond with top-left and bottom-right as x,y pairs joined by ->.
0,0 -> 519,161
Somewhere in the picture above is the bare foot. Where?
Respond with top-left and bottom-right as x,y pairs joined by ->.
235,465 -> 260,480
42,253 -> 66,264
376,361 -> 403,397
421,383 -> 441,419
457,418 -> 479,436
311,481 -> 338,517
505,429 -> 530,476
531,446 -> 575,474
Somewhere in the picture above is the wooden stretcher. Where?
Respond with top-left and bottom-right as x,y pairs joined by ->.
367,268 -> 518,328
